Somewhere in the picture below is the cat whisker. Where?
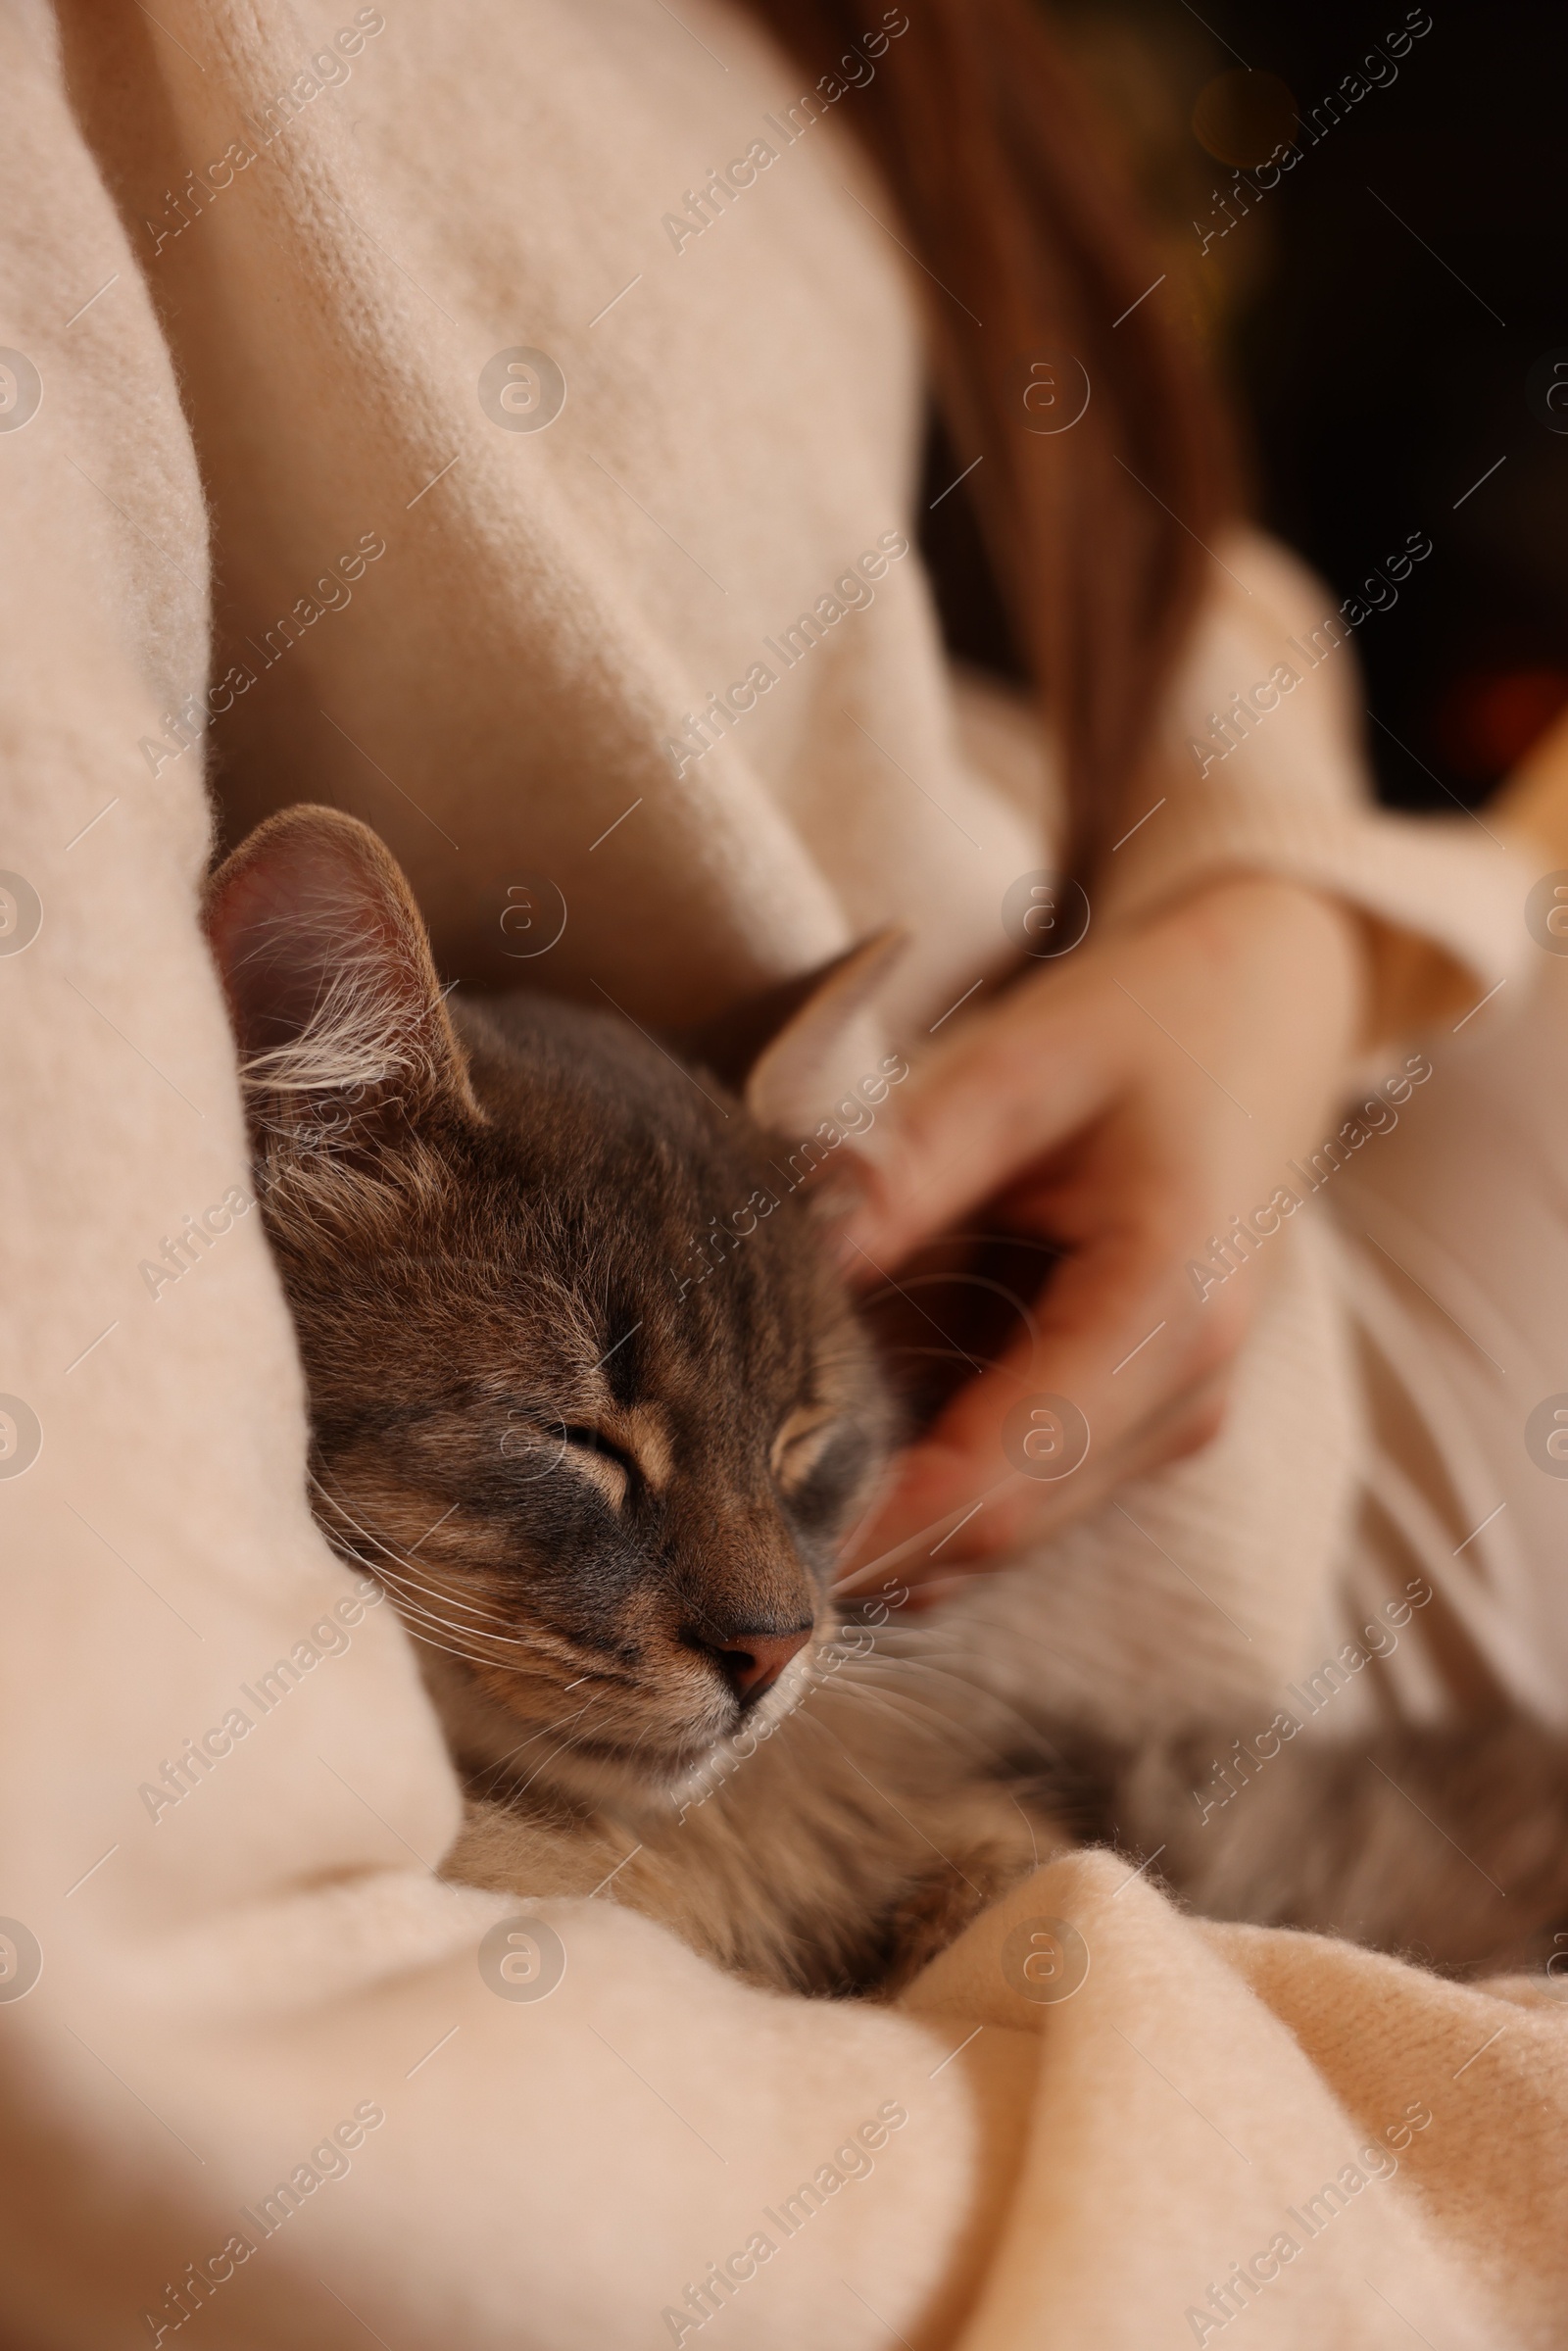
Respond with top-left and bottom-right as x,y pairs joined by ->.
868,1644 -> 1087,1762
401,1620 -> 551,1676
808,1646 -> 1005,1734
502,1717 -> 616,1804
311,1516 -> 556,1676
376,1575 -> 551,1657
470,1724 -> 566,1794
466,1693 -> 625,1803
309,1479 -> 587,1667
863,1657 -> 1046,1712
322,1536 -> 534,1656
805,1665 -> 975,1747
310,1473 -> 549,1636
827,1664 -> 1071,1768
400,1604 -> 605,1684
815,1686 -> 1018,1781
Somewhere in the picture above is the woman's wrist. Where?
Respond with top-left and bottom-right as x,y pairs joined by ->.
1127,871 -> 1373,1067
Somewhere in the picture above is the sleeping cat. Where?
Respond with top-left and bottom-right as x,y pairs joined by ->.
204,804 -> 1058,1992
205,806 -> 1568,1993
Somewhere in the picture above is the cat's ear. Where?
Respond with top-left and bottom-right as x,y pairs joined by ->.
683,929 -> 907,1136
203,804 -> 477,1140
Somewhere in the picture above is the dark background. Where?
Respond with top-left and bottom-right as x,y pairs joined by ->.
1203,0 -> 1568,812
928,0 -> 1568,813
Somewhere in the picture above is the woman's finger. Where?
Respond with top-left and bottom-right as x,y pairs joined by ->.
835,974 -> 1123,1277
838,1217 -> 1244,1576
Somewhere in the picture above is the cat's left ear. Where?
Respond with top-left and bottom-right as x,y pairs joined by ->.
682,928 -> 908,1137
204,804 -> 478,1140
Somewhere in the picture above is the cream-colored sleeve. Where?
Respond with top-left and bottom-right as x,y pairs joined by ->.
1096,528 -> 1533,1041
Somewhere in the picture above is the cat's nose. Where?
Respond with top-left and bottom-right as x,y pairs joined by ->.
702,1625 -> 812,1706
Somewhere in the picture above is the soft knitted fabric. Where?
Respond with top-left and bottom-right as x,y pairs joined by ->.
4,2 -> 1567,2345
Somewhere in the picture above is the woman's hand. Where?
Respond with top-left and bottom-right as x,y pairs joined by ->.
833,876 -> 1369,1600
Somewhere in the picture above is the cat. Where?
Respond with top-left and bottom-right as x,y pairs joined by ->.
203,804 -> 1062,1993
205,805 -> 1568,1994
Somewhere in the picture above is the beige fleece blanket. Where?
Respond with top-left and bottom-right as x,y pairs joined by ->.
3,3 -> 1566,2346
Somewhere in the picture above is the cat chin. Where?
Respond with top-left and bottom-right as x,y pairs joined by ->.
522,1670 -> 821,1809
549,1697 -> 814,1814
413,1638 -> 817,1816
410,1641 -> 742,1811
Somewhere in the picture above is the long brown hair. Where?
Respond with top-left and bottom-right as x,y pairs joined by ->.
743,0 -> 1233,865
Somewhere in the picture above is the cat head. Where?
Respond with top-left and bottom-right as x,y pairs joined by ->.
204,807 -> 900,1796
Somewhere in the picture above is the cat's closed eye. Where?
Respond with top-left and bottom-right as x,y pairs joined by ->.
561,1426 -> 639,1507
562,1426 -> 636,1471
775,1416 -> 877,1530
497,1409 -> 665,1510
494,1423 -> 634,1510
